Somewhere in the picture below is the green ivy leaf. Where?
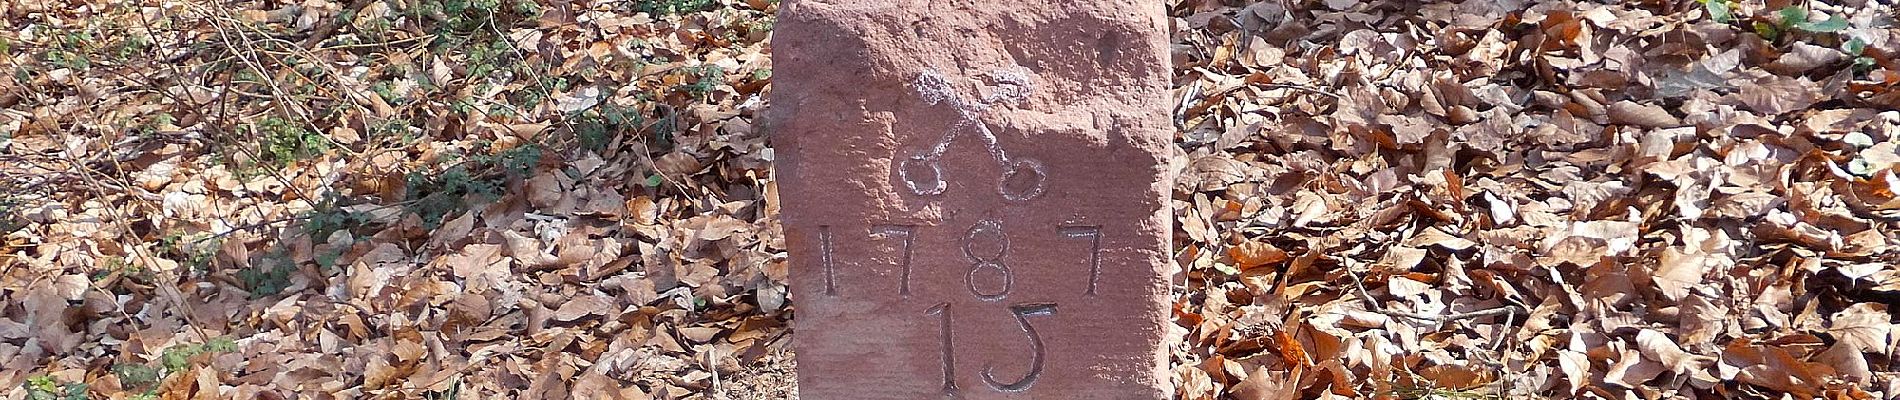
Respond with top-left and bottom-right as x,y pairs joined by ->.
1778,6 -> 1808,29
1703,0 -> 1734,24
1796,15 -> 1849,33
1846,37 -> 1868,55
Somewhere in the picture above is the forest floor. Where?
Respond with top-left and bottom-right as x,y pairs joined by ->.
4,0 -> 1900,399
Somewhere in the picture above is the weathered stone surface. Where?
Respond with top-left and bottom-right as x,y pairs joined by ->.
768,0 -> 1173,398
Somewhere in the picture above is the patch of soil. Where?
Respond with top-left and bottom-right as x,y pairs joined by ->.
713,341 -> 797,399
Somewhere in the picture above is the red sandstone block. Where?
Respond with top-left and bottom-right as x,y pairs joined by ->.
769,1 -> 1173,398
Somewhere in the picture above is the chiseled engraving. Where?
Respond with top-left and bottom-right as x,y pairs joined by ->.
899,68 -> 1048,201
820,225 -> 837,296
1059,226 -> 1104,296
983,303 -> 1058,392
962,220 -> 1013,301
926,302 -> 959,396
874,225 -> 919,296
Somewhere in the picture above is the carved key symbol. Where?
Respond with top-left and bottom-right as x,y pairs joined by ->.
898,68 -> 1048,202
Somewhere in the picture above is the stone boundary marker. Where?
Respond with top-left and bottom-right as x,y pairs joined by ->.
768,0 -> 1173,398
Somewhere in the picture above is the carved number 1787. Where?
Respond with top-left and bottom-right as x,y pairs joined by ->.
817,224 -> 1104,298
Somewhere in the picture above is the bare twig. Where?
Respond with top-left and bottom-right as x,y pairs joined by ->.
1343,264 -> 1525,325
1392,306 -> 1524,324
1259,83 -> 1343,99
301,0 -> 378,48
312,35 -> 433,52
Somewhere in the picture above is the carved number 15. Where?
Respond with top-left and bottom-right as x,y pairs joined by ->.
926,302 -> 1058,395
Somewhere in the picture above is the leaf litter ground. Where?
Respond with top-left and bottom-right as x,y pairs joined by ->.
3,0 -> 1900,398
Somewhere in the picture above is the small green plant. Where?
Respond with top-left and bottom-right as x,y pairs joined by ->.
29,14 -> 157,71
571,102 -> 645,151
98,338 -> 235,400
450,97 -> 477,115
424,378 -> 463,399
370,118 -> 417,141
0,192 -> 25,234
126,112 -> 178,138
111,363 -> 161,389
90,256 -> 152,283
1699,0 -> 1736,23
160,337 -> 237,375
1701,1 -> 1849,40
43,48 -> 90,70
651,105 -> 681,150
291,198 -> 359,271
399,142 -> 545,228
158,231 -> 219,272
1845,37 -> 1878,73
679,65 -> 725,100
303,200 -> 371,242
1777,6 -> 1849,34
237,259 -> 294,298
466,141 -> 544,176
359,12 -> 396,40
407,0 -> 542,70
406,0 -> 541,35
255,117 -> 330,167
1700,1 -> 1871,76
462,38 -> 516,80
107,31 -> 152,62
496,144 -> 542,175
315,247 -> 344,270
369,81 -> 406,105
403,164 -> 501,229
634,0 -> 714,15
44,29 -> 96,70
23,375 -> 87,400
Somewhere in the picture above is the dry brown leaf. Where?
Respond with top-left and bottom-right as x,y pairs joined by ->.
1607,101 -> 1681,128
1709,191 -> 1785,220
1228,240 -> 1289,270
553,295 -> 616,321
1735,75 -> 1824,115
1290,190 -> 1328,228
1556,349 -> 1590,394
1404,227 -> 1476,251
1228,365 -> 1299,400
1652,247 -> 1707,301
1417,363 -> 1491,391
1767,42 -> 1845,75
1604,344 -> 1665,389
1828,303 -> 1893,354
502,230 -> 562,269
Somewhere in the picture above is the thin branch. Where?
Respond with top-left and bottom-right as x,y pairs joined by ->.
1343,264 -> 1525,325
301,0 -> 378,48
